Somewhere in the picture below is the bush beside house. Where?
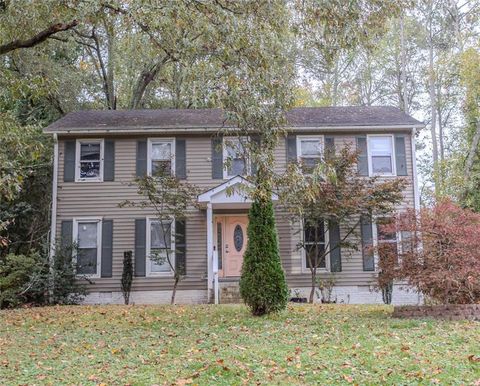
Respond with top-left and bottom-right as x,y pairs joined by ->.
240,196 -> 289,316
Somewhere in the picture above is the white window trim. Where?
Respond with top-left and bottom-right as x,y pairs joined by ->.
147,138 -> 176,177
372,216 -> 401,271
75,139 -> 104,182
296,135 -> 324,172
146,217 -> 175,277
367,134 -> 396,177
223,136 -> 251,180
72,217 -> 103,279
300,220 -> 330,274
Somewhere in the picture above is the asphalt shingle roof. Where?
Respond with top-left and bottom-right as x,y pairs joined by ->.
44,106 -> 423,133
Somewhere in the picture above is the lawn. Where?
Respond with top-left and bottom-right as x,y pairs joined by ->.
0,304 -> 479,385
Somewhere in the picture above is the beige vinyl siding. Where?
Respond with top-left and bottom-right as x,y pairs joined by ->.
55,131 -> 415,293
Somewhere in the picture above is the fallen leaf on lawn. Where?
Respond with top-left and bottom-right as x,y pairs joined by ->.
468,355 -> 480,362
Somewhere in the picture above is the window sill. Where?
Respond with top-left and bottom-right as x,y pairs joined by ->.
74,178 -> 104,183
146,272 -> 174,278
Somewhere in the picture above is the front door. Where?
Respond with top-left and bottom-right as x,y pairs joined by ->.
215,215 -> 248,277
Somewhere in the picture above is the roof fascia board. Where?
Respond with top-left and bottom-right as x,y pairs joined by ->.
45,124 -> 424,135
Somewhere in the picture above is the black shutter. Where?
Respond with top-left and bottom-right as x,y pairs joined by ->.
175,220 -> 186,275
101,220 -> 113,278
395,134 -> 408,176
286,134 -> 297,163
134,219 -> 146,277
63,141 -> 76,182
324,136 -> 335,162
361,215 -> 375,271
175,139 -> 187,179
136,140 -> 147,177
60,220 -> 73,263
250,135 -> 261,176
356,136 -> 368,176
104,140 -> 115,181
329,220 -> 342,272
212,136 -> 223,179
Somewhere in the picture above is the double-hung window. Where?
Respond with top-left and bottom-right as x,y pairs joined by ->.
368,135 -> 395,176
375,217 -> 399,264
147,218 -> 175,276
148,139 -> 175,177
75,140 -> 104,181
303,220 -> 327,270
73,218 -> 102,277
297,136 -> 323,173
223,137 -> 249,179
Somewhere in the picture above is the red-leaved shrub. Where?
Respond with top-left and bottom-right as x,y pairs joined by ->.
377,200 -> 480,304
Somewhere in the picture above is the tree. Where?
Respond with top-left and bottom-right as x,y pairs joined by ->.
377,200 -> 480,304
239,195 -> 289,316
278,147 -> 406,303
120,174 -> 199,305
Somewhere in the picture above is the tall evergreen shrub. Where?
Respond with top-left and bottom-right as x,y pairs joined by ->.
239,197 -> 288,316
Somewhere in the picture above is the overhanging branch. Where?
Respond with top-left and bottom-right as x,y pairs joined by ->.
0,20 -> 78,55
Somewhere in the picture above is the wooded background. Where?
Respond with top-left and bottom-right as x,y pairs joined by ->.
1,0 -> 479,257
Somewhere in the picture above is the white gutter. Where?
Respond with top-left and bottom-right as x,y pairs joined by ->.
411,127 -> 421,211
44,124 -> 425,135
48,133 -> 59,301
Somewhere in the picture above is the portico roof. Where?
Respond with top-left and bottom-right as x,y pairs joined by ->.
197,175 -> 278,208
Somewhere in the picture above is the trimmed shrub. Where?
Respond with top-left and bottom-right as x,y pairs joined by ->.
240,196 -> 288,316
121,251 -> 133,305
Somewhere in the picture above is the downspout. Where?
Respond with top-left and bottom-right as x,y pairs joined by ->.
411,128 -> 420,211
48,133 -> 59,303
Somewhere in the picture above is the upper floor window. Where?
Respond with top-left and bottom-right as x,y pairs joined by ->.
303,219 -> 327,270
73,218 -> 102,278
368,135 -> 395,176
223,137 -> 250,179
148,139 -> 175,177
297,136 -> 323,173
147,218 -> 175,276
75,140 -> 104,182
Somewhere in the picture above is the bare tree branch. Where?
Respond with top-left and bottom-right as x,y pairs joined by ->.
0,20 -> 78,55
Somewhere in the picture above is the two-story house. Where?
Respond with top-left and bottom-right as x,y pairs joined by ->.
44,106 -> 424,305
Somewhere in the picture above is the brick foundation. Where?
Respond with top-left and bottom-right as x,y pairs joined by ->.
393,304 -> 480,321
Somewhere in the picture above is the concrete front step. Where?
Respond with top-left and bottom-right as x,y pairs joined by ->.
219,283 -> 243,304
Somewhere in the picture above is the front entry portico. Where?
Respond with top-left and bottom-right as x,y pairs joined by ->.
197,176 -> 278,303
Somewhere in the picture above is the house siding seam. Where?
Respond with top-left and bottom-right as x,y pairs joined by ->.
55,132 -> 416,301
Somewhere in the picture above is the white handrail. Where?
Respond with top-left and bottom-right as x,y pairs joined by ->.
213,249 -> 219,305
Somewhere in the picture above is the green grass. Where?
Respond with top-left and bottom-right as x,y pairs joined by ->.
0,304 -> 479,385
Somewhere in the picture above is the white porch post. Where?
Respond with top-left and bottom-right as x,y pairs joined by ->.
206,203 -> 213,302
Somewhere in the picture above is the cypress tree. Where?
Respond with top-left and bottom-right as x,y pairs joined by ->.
239,196 -> 288,316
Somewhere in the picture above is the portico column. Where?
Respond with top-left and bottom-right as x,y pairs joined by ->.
206,203 -> 213,297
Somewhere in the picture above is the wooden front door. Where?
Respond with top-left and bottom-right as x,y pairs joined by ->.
215,215 -> 248,277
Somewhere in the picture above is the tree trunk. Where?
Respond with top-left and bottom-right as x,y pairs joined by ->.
399,13 -> 408,113
129,57 -> 167,109
171,275 -> 179,305
427,1 -> 439,195
309,270 -> 316,303
464,121 -> 480,180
